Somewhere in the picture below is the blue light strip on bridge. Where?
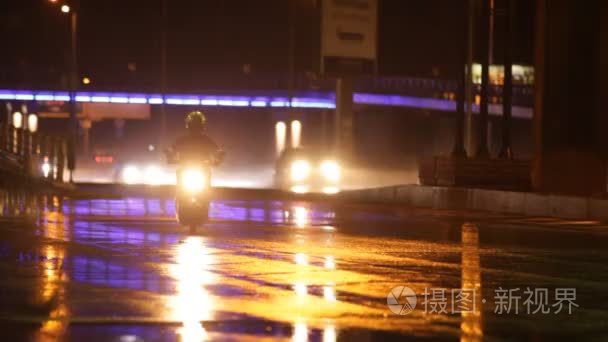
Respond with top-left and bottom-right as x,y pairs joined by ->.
0,90 -> 337,109
0,89 -> 532,118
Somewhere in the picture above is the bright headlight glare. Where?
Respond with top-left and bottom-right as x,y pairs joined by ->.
290,185 -> 309,194
42,162 -> 51,178
320,160 -> 341,182
122,165 -> 140,184
290,160 -> 311,182
322,186 -> 340,195
144,165 -> 163,185
181,168 -> 206,193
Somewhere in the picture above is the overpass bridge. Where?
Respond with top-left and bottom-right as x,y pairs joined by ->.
0,74 -> 533,118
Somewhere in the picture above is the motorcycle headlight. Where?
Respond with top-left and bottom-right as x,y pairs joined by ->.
181,168 -> 206,193
122,165 -> 141,184
320,160 -> 341,182
290,160 -> 311,182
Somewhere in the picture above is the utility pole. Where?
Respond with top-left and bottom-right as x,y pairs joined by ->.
287,0 -> 296,147
489,0 -> 495,66
160,0 -> 168,148
465,0 -> 475,155
67,0 -> 79,183
452,0 -> 470,157
499,0 -> 514,159
476,0 -> 491,158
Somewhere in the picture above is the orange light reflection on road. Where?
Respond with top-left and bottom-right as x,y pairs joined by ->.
324,256 -> 335,269
293,206 -> 309,228
323,284 -> 336,302
36,206 -> 70,341
460,223 -> 483,342
294,282 -> 308,297
323,324 -> 337,342
295,252 -> 308,266
293,320 -> 308,342
169,237 -> 214,342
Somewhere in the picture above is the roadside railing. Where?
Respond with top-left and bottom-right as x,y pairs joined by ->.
0,122 -> 66,183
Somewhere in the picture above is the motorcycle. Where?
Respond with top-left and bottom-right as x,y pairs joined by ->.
167,150 -> 224,231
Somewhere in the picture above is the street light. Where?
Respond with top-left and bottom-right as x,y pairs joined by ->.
28,114 -> 38,133
275,121 -> 286,156
48,0 -> 78,182
82,76 -> 91,85
12,112 -> 23,129
12,112 -> 23,154
291,120 -> 302,148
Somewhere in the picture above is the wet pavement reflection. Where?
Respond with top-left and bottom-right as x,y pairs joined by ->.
1,190 -> 608,340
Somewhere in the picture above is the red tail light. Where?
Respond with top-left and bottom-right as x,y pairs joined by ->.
95,156 -> 114,164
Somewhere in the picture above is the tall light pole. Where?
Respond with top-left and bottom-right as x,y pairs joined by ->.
68,2 -> 78,182
499,0 -> 514,159
465,0 -> 475,155
160,0 -> 168,149
476,0 -> 491,158
452,0 -> 470,157
49,0 -> 78,182
286,0 -> 296,149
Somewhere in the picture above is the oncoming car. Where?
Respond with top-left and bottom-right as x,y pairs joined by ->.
112,145 -> 175,185
116,163 -> 175,185
274,147 -> 341,194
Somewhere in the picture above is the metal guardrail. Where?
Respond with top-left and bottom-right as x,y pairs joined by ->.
0,122 -> 67,183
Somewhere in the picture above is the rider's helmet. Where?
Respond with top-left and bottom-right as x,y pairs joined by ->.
185,111 -> 206,132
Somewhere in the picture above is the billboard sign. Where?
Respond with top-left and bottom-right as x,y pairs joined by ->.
321,0 -> 377,75
37,102 -> 150,121
37,101 -> 82,118
83,103 -> 150,121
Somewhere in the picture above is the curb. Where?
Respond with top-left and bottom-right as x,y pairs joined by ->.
341,185 -> 608,221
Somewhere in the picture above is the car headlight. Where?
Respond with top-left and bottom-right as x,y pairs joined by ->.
290,160 -> 311,182
144,165 -> 164,185
181,168 -> 206,193
322,186 -> 340,195
290,185 -> 309,194
320,160 -> 341,182
42,157 -> 51,178
122,165 -> 141,184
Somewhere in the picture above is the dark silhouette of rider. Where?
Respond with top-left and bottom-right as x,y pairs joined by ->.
168,111 -> 223,164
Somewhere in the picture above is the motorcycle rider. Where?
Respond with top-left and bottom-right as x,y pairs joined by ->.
169,111 -> 222,229
167,111 -> 223,164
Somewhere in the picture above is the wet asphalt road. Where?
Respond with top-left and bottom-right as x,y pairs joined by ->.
1,192 -> 608,341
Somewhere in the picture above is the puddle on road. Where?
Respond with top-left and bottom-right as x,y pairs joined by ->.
1,192 -> 607,340
0,194 -> 471,341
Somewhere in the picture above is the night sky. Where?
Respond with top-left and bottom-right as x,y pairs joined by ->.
0,0 -> 536,92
